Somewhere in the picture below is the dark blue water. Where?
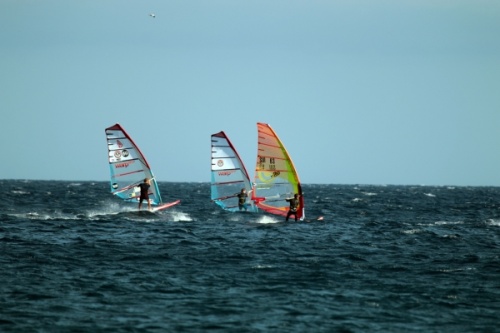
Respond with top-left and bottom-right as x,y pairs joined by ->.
1,180 -> 499,332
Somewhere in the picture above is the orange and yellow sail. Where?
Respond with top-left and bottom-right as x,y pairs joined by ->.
252,123 -> 304,220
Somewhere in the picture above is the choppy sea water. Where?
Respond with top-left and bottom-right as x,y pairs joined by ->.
1,180 -> 499,332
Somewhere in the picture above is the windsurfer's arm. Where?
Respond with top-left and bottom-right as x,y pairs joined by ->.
212,194 -> 238,202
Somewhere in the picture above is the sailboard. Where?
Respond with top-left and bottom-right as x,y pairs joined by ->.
253,123 -> 305,220
105,123 -> 180,211
211,131 -> 258,212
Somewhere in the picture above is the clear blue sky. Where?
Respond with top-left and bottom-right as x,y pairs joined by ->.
1,0 -> 499,186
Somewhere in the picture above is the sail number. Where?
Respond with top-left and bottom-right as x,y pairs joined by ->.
269,157 -> 276,171
258,156 -> 280,177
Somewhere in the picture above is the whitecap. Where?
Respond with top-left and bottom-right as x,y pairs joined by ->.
486,219 -> 500,226
402,229 -> 421,234
170,212 -> 193,222
435,221 -> 463,225
256,216 -> 279,224
12,190 -> 29,195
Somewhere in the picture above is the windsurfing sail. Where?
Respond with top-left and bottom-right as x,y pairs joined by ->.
105,123 -> 179,210
253,123 -> 305,220
211,131 -> 258,212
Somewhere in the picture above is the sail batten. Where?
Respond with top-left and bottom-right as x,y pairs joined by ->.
213,180 -> 246,185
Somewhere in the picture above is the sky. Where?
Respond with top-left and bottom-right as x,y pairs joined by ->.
1,0 -> 499,186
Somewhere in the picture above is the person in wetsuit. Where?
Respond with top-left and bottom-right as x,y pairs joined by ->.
237,188 -> 248,211
138,178 -> 151,211
285,193 -> 300,221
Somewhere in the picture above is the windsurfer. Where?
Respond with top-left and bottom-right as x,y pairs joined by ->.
138,178 -> 151,211
237,188 -> 248,211
285,193 -> 300,221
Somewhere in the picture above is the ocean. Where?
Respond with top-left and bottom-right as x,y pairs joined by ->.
1,180 -> 499,332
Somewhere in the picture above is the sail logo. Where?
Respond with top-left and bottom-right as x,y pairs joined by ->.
218,170 -> 234,176
115,161 -> 134,168
114,151 -> 122,159
217,160 -> 224,167
257,171 -> 278,183
117,140 -> 123,148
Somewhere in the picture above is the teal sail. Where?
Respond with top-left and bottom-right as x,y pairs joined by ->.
105,123 -> 162,206
211,131 -> 258,212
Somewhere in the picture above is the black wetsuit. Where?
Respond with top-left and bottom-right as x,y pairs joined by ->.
286,197 -> 299,221
139,182 -> 150,200
237,192 -> 247,211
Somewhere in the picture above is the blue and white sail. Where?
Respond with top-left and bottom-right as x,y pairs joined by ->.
105,123 -> 180,210
210,131 -> 258,212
